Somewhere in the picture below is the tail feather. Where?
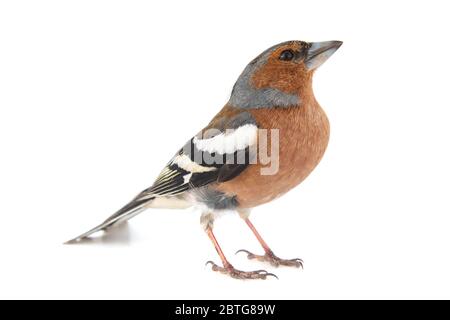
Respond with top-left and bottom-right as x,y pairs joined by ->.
65,196 -> 154,244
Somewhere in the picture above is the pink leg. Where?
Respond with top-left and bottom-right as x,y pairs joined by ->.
205,226 -> 277,280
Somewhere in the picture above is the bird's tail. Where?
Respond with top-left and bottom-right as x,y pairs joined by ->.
65,196 -> 154,244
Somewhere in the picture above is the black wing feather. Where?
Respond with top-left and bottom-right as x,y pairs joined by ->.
136,112 -> 257,200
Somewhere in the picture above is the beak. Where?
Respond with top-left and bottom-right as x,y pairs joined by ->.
305,41 -> 343,71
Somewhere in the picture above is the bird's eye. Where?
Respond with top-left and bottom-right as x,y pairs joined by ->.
279,49 -> 295,61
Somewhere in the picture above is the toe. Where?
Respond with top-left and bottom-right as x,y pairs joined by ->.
235,249 -> 265,261
206,260 -> 278,280
235,249 -> 257,259
256,270 -> 279,280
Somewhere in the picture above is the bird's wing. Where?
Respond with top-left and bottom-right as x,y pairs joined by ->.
65,107 -> 258,243
136,108 -> 258,201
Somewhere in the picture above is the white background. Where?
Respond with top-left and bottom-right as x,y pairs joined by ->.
1,0 -> 449,299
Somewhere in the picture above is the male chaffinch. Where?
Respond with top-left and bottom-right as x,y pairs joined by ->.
67,40 -> 343,280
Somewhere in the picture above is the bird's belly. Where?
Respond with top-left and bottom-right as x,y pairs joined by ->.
226,143 -> 328,208
215,105 -> 330,208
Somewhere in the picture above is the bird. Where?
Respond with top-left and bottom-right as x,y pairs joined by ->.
66,40 -> 342,280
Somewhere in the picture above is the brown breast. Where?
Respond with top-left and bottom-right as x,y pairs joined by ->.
215,102 -> 330,208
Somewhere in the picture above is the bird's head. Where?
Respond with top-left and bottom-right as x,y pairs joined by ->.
229,40 -> 342,109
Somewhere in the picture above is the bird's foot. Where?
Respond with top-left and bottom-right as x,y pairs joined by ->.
205,261 -> 278,280
236,249 -> 303,268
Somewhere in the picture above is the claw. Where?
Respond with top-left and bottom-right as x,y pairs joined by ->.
235,249 -> 258,260
290,258 -> 304,269
294,258 -> 304,266
235,249 -> 251,255
259,271 -> 279,280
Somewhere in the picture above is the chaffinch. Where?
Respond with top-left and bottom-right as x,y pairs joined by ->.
67,40 -> 343,280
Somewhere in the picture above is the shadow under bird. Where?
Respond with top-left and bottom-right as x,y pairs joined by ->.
66,40 -> 343,280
